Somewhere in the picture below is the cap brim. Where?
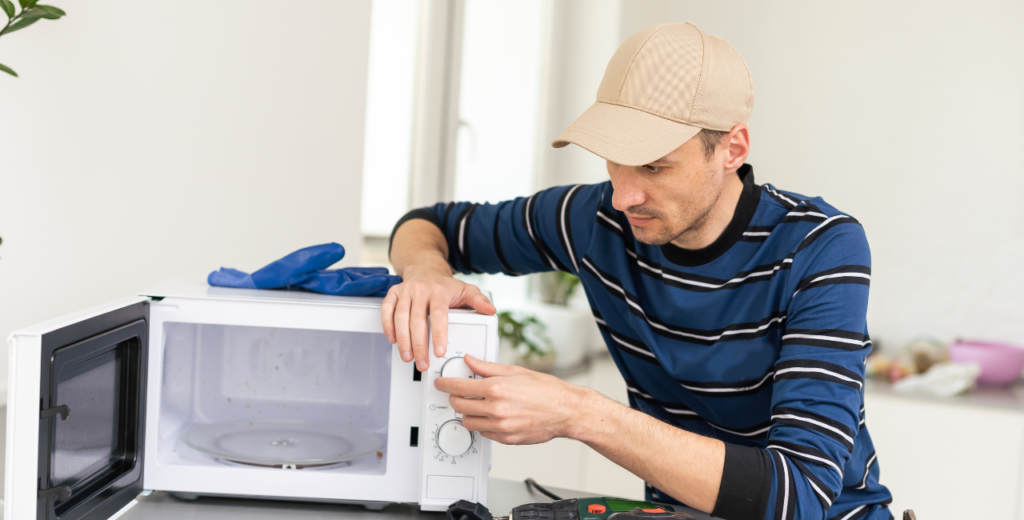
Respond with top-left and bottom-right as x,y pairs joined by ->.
551,102 -> 702,166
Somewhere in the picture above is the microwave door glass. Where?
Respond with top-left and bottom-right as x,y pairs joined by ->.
53,349 -> 123,490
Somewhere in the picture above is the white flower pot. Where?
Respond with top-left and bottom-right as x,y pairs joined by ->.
498,338 -> 557,372
565,286 -> 606,357
528,302 -> 591,370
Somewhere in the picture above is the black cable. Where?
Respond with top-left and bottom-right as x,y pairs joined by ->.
524,478 -> 563,501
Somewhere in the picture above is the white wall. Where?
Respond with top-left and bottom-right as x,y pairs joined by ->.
540,0 -> 1024,351
0,0 -> 372,397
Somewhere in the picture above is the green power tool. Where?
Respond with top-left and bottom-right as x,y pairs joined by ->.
447,497 -> 695,520
506,497 -> 694,520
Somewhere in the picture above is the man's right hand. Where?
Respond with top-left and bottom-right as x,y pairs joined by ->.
381,257 -> 496,373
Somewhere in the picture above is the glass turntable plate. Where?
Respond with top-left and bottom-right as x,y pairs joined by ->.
183,421 -> 382,467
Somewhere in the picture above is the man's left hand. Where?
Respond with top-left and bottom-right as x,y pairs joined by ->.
434,354 -> 590,445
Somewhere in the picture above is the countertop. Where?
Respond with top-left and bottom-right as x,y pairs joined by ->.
116,480 -> 707,520
0,406 -> 713,520
865,377 -> 1024,413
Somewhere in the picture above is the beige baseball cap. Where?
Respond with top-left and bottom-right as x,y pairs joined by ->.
552,22 -> 755,166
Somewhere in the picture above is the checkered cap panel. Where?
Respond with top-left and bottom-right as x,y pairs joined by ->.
617,25 -> 704,123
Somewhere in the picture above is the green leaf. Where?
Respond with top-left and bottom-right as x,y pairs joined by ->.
0,16 -> 39,35
24,0 -> 37,7
17,0 -> 26,7
35,4 -> 64,17
0,62 -> 18,77
0,0 -> 15,19
21,7 -> 60,20
18,8 -> 45,19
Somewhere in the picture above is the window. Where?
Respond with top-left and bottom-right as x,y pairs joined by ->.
360,0 -> 420,239
360,0 -> 550,308
451,0 -> 547,306
453,0 -> 546,204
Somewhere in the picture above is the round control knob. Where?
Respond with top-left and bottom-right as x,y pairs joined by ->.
440,356 -> 475,379
436,419 -> 474,456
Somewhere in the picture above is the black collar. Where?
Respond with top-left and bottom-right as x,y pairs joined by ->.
659,163 -> 758,267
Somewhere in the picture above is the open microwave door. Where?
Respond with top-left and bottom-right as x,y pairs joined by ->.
6,297 -> 150,520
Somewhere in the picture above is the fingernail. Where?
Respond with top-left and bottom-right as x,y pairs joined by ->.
465,354 -> 474,361
401,352 -> 411,362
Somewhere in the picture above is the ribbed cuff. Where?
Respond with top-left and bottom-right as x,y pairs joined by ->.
711,443 -> 772,520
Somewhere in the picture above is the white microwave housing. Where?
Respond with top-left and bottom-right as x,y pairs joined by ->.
5,277 -> 498,520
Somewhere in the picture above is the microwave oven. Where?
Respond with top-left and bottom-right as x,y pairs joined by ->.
5,277 -> 499,520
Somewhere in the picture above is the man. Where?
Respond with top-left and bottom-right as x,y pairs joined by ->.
382,23 -> 892,520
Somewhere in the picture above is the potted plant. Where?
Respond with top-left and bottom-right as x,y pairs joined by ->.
496,310 -> 556,372
1,0 -> 66,77
528,271 -> 598,370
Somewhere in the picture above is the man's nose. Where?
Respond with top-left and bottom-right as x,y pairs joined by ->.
610,168 -> 645,212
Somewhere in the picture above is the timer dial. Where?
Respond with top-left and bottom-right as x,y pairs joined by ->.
440,356 -> 475,379
436,419 -> 474,456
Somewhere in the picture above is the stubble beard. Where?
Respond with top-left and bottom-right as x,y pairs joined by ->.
631,200 -> 717,246
630,168 -> 722,247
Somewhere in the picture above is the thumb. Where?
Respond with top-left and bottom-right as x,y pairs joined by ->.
464,354 -> 514,377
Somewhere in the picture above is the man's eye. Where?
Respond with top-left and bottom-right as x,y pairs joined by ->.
644,165 -> 663,173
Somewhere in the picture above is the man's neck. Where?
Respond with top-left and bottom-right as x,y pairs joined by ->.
670,172 -> 745,250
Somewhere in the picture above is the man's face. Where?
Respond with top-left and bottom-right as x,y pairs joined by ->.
607,134 -> 726,246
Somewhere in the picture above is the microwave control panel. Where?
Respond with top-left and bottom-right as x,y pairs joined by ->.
420,320 -> 494,511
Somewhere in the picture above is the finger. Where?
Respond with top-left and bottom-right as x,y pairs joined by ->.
481,431 -> 535,446
430,292 -> 449,358
462,415 -> 502,433
464,354 -> 517,378
466,287 -> 497,315
380,288 -> 399,345
449,395 -> 491,417
434,376 -> 489,398
463,416 -> 519,437
478,431 -> 513,444
393,291 -> 413,363
410,286 -> 431,371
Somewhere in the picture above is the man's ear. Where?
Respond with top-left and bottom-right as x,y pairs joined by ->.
723,124 -> 750,172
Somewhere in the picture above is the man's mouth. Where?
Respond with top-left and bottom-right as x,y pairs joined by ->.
626,214 -> 655,226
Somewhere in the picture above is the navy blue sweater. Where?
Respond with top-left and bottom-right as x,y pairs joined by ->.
395,165 -> 892,520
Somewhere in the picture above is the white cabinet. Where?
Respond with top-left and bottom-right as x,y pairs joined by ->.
866,389 -> 1024,519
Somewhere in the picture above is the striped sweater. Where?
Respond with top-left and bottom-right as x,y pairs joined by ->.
395,164 -> 893,520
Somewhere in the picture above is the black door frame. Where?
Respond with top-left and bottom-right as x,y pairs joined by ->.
37,300 -> 149,520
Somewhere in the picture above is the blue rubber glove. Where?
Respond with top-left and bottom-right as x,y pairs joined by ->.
207,243 -> 401,297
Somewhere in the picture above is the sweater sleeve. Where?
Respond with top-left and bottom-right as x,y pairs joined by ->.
389,184 -> 602,276
713,216 -> 872,520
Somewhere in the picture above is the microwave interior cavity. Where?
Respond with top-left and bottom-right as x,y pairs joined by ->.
157,322 -> 392,475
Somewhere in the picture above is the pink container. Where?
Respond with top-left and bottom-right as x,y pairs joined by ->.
949,340 -> 1024,387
